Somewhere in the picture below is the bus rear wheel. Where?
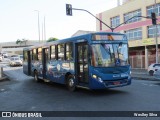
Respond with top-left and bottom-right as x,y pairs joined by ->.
34,71 -> 40,82
66,75 -> 76,92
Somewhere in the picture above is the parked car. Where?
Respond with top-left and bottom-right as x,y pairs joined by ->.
19,55 -> 23,61
0,56 -> 3,62
10,55 -> 19,58
148,63 -> 160,76
153,68 -> 160,78
9,57 -> 22,66
2,52 -> 8,58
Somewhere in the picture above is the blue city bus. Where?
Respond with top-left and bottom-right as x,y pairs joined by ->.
23,32 -> 131,91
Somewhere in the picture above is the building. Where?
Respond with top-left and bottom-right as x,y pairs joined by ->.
96,0 -> 160,69
0,40 -> 39,56
72,30 -> 95,37
122,0 -> 131,4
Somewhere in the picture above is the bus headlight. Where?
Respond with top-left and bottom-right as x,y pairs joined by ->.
92,74 -> 103,83
92,74 -> 97,79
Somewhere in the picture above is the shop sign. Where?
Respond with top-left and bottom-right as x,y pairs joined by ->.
142,38 -> 154,45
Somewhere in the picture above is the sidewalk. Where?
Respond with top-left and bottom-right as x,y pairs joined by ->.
0,74 -> 8,82
0,67 -> 159,81
131,69 -> 160,81
0,67 -> 9,82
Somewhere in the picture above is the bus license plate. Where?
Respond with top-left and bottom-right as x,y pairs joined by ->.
113,81 -> 120,85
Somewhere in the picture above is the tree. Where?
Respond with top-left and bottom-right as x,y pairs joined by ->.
22,39 -> 28,46
16,39 -> 28,46
16,39 -> 23,46
46,37 -> 58,42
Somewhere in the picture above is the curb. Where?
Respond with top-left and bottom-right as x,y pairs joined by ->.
132,76 -> 160,81
0,74 -> 9,82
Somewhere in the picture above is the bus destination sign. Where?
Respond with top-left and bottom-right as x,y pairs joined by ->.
92,34 -> 126,41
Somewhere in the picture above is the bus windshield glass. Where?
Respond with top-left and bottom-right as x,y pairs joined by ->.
91,43 -> 128,67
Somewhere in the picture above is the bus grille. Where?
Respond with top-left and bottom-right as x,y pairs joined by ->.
103,79 -> 128,86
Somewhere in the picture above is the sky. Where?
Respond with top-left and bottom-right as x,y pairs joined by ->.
0,0 -> 119,42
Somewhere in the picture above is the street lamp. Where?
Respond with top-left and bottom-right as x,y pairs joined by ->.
34,10 -> 40,43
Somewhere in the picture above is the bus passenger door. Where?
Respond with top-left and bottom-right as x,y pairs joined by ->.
28,50 -> 31,75
76,42 -> 89,84
23,50 -> 31,75
42,48 -> 49,79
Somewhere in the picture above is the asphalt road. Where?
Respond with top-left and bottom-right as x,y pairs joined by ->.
0,66 -> 160,120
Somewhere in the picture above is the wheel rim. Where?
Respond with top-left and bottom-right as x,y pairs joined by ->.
35,73 -> 38,81
149,71 -> 153,75
68,78 -> 74,87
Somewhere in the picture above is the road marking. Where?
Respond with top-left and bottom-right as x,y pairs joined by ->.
142,83 -> 159,87
31,106 -> 36,110
142,83 -> 148,86
149,84 -> 159,87
0,89 -> 5,92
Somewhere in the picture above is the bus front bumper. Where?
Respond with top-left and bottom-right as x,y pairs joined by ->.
90,77 -> 132,89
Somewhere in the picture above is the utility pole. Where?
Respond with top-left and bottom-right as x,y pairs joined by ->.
42,22 -> 44,42
44,16 -> 46,41
34,10 -> 41,43
154,0 -> 158,63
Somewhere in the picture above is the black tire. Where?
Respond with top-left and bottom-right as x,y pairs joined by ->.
149,70 -> 154,76
66,75 -> 76,92
34,71 -> 40,82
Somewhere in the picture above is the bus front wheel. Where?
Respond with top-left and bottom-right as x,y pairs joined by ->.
66,75 -> 76,92
34,71 -> 40,82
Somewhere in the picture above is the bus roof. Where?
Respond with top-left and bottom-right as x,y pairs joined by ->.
23,32 -> 126,51
51,32 -> 125,44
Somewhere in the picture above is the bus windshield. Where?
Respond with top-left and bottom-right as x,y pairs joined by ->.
91,43 -> 128,67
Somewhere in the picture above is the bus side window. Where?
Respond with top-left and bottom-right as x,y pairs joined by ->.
30,50 -> 32,61
50,45 -> 56,60
23,51 -> 28,62
58,44 -> 64,60
38,48 -> 42,61
32,49 -> 37,61
65,43 -> 73,60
